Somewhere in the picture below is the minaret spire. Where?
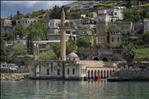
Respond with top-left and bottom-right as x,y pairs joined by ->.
60,8 -> 66,61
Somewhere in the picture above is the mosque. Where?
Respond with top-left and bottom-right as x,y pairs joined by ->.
30,9 -> 116,80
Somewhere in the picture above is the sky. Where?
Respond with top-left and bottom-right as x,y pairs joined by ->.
1,1 -> 75,18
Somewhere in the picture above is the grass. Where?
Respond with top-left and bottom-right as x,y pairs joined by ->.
104,61 -> 113,67
134,48 -> 149,60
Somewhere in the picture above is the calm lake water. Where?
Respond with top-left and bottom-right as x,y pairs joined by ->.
1,80 -> 149,99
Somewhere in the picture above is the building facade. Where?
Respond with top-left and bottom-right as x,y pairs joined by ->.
144,19 -> 149,32
96,32 -> 121,47
31,52 -> 116,80
16,18 -> 38,28
1,19 -> 12,27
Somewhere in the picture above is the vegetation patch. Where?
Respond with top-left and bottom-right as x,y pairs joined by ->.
134,48 -> 149,60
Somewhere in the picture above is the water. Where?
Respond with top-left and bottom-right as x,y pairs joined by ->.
1,80 -> 149,99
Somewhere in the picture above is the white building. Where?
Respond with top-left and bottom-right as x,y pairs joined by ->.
48,19 -> 70,29
144,19 -> 149,32
97,9 -> 108,15
48,19 -> 61,29
16,18 -> 38,28
111,6 -> 125,20
96,6 -> 125,23
48,19 -> 70,34
96,14 -> 112,23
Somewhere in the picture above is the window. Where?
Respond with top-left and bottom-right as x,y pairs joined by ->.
112,37 -> 114,42
47,69 -> 49,75
57,69 -> 60,75
51,63 -> 53,72
117,37 -> 119,42
72,68 -> 75,75
67,68 -> 69,75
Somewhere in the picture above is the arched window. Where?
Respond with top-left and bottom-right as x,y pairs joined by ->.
67,68 -> 69,75
57,69 -> 60,75
98,70 -> 100,76
88,70 -> 90,78
101,70 -> 103,78
94,70 -> 96,77
47,69 -> 49,75
72,68 -> 75,75
91,70 -> 93,79
104,70 -> 106,78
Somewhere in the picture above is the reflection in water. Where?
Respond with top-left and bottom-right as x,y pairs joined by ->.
1,80 -> 149,99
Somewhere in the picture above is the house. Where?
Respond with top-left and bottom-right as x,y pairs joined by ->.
96,32 -> 121,47
96,14 -> 112,23
96,6 -> 125,23
115,21 -> 134,35
16,18 -> 38,28
48,19 -> 69,34
1,19 -> 12,27
144,19 -> 149,32
87,11 -> 97,19
110,6 -> 125,20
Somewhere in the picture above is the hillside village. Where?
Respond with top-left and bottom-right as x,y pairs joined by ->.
1,0 -> 149,70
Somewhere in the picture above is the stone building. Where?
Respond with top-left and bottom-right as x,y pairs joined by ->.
48,19 -> 76,42
16,18 -> 38,28
48,19 -> 70,34
96,6 -> 125,24
96,32 -> 121,47
1,19 -> 12,27
31,52 -> 116,80
115,21 -> 134,35
95,22 -> 121,47
144,19 -> 149,32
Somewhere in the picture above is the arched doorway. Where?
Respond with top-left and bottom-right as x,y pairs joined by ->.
91,70 -> 93,79
98,70 -> 100,76
104,70 -> 106,78
102,57 -> 108,62
93,57 -> 99,60
94,70 -> 96,79
88,70 -> 90,79
101,70 -> 103,78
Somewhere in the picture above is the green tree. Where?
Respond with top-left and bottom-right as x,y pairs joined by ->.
77,36 -> 91,48
49,5 -> 61,19
0,37 -> 7,62
50,42 -> 60,58
69,9 -> 87,19
122,42 -> 135,68
39,49 -> 57,60
66,39 -> 77,54
8,44 -> 26,62
13,24 -> 25,38
26,19 -> 47,54
123,8 -> 144,22
26,19 -> 47,40
51,39 -> 77,58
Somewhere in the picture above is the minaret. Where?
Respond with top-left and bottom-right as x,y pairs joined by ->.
60,8 -> 66,61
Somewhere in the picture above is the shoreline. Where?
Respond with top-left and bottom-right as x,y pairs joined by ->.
0,73 -> 29,81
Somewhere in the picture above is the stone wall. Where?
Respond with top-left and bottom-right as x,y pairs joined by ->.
113,69 -> 149,79
1,73 -> 29,81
